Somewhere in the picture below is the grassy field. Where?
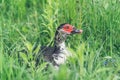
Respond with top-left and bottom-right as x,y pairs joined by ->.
0,0 -> 120,80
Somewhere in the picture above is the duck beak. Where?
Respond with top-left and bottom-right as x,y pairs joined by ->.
71,28 -> 83,34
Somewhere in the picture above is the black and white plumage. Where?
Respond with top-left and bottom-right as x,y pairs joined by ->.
36,23 -> 83,69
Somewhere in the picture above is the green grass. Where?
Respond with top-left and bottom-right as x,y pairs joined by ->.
0,0 -> 120,80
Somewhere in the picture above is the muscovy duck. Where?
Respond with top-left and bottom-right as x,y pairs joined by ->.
37,23 -> 83,69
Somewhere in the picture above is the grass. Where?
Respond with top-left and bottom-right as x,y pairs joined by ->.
0,0 -> 120,80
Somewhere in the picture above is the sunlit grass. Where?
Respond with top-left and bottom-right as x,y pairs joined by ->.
0,0 -> 120,80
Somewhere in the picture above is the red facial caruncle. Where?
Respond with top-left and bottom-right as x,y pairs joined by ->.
62,24 -> 73,34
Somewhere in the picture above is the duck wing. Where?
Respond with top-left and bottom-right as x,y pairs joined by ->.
36,46 -> 55,65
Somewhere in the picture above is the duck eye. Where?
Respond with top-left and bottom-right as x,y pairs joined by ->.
65,26 -> 69,29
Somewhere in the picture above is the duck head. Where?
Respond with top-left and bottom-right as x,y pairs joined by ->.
57,23 -> 83,35
54,23 -> 83,45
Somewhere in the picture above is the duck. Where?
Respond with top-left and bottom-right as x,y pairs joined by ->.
36,23 -> 83,69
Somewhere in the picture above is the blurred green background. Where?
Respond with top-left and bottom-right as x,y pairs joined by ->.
0,0 -> 120,80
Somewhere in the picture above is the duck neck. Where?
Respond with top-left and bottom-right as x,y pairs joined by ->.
53,31 -> 67,53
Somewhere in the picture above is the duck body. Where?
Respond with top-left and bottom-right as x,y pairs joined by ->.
38,42 -> 71,68
42,42 -> 71,67
37,23 -> 83,68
